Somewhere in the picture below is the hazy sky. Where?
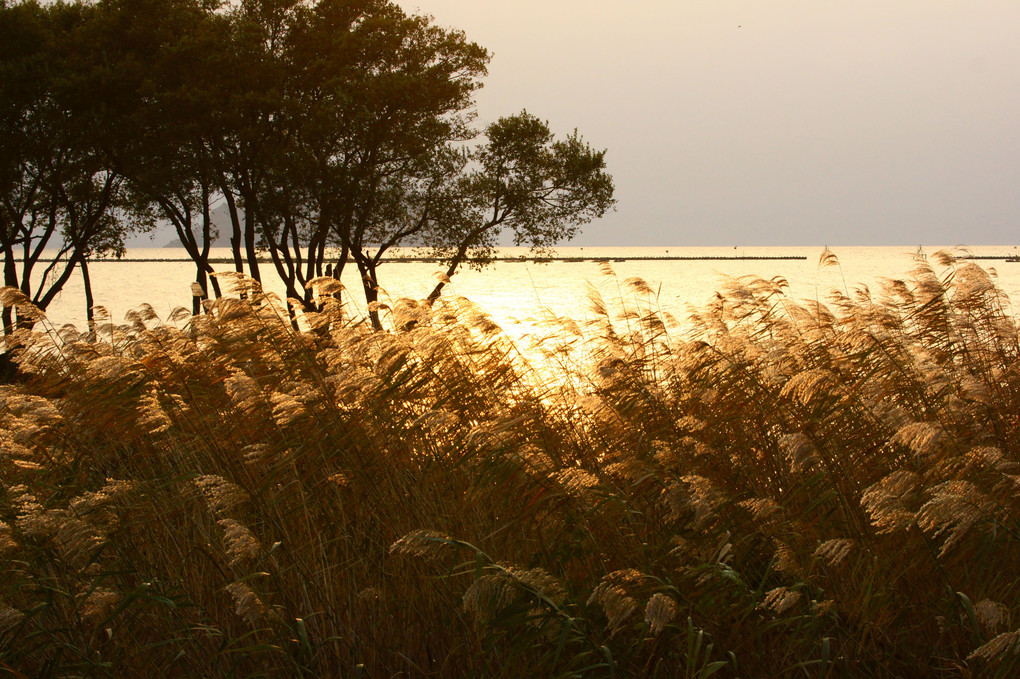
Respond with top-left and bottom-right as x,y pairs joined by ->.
397,0 -> 1020,246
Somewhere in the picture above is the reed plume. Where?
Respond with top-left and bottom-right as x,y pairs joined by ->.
2,261 -> 1019,677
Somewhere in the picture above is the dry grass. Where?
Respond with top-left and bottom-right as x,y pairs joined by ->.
1,254 -> 1019,677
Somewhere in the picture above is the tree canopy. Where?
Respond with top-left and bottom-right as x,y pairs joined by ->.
1,0 -> 140,329
0,0 -> 615,332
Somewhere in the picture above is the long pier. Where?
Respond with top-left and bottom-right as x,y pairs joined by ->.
22,255 -> 811,264
15,254 -> 1020,264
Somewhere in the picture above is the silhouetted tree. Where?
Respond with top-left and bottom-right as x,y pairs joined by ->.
114,0 -> 232,313
424,112 -> 615,304
0,0 -> 139,331
2,0 -> 615,334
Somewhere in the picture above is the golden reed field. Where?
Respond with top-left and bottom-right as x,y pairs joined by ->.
1,253 -> 1019,678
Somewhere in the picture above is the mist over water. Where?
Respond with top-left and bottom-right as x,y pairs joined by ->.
38,245 -> 1020,334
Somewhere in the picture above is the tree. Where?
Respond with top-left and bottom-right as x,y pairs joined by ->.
424,111 -> 615,303
0,0 -> 139,332
267,7 -> 614,330
3,0 -> 616,334
0,0 -> 53,331
114,0 -> 233,314
255,0 -> 489,328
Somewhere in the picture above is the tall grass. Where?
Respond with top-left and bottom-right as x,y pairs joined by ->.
1,253 -> 1019,677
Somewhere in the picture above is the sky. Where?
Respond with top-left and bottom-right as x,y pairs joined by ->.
393,0 -> 1020,246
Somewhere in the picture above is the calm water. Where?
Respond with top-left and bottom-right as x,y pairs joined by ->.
30,245 -> 1020,335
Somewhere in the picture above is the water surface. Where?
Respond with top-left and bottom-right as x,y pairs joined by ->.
34,245 -> 1020,334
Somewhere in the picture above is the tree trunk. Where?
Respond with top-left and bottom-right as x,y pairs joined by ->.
426,222 -> 493,304
334,242 -> 349,279
222,188 -> 245,275
241,187 -> 261,284
82,258 -> 95,326
358,259 -> 383,331
198,181 -> 221,310
193,269 -> 206,316
2,246 -> 16,334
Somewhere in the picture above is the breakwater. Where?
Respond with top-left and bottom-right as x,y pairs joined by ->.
24,255 -> 812,264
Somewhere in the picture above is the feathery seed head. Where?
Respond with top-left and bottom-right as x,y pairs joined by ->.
0,521 -> 16,555
967,629 -> 1020,664
463,565 -> 565,625
192,475 -> 249,516
463,573 -> 515,623
813,538 -> 855,567
781,369 -> 838,406
967,446 -> 1010,471
137,387 -> 173,434
681,475 -> 726,528
87,355 -> 143,383
389,529 -> 453,558
225,582 -> 266,627
0,603 -> 24,634
270,391 -> 307,427
218,518 -> 262,566
772,541 -> 802,576
241,443 -> 274,466
644,593 -> 678,635
916,480 -> 989,555
954,263 -> 996,300
759,586 -> 802,615
862,470 -> 921,534
0,287 -> 31,308
974,600 -> 1011,636
588,572 -> 641,633
603,459 -> 647,482
959,375 -> 992,405
739,497 -> 783,525
891,421 -> 946,458
305,276 -> 345,296
555,467 -> 599,500
780,433 -> 818,474
624,277 -> 655,296
818,248 -> 840,268
80,589 -> 119,623
0,287 -> 45,321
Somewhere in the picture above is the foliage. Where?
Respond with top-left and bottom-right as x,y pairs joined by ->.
2,253 -> 1019,676
422,111 -> 615,304
2,0 -> 615,334
0,0 -> 144,330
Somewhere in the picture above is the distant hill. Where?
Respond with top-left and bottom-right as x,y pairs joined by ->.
163,204 -> 237,248
161,203 -> 523,248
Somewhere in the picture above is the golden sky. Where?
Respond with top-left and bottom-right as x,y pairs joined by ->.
398,1 -> 1020,245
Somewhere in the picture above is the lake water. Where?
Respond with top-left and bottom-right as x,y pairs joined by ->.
28,245 -> 1020,336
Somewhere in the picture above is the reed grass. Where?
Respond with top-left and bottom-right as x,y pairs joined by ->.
1,252 -> 1019,677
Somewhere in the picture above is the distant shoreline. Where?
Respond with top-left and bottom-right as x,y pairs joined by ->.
10,254 -> 1019,264
14,255 -> 814,264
